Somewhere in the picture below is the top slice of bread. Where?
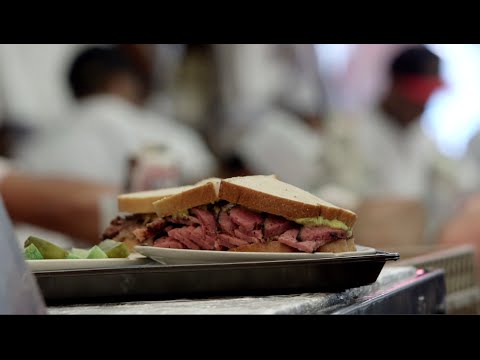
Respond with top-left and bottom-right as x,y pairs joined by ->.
149,175 -> 356,228
118,185 -> 194,214
219,175 -> 357,227
152,178 -> 221,217
117,178 -> 222,214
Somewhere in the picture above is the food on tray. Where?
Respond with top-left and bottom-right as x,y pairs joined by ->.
24,243 -> 44,260
23,236 -> 130,260
25,236 -> 69,259
103,175 -> 358,254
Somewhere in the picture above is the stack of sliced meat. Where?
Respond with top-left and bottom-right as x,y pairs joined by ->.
102,203 -> 351,253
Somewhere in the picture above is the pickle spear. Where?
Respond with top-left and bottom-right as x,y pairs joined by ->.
24,236 -> 69,259
104,242 -> 129,258
24,243 -> 44,260
98,239 -> 119,252
69,248 -> 89,259
86,245 -> 108,259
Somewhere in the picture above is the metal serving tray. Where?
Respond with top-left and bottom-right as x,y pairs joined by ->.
34,251 -> 399,305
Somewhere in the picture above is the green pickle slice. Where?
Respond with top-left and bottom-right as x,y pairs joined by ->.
86,245 -> 108,259
98,239 -> 118,252
24,236 -> 69,259
24,243 -> 44,260
69,248 -> 89,259
24,236 -> 129,260
104,242 -> 129,258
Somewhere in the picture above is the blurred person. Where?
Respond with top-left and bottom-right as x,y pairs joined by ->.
127,44 -> 187,119
438,121 -> 480,276
0,157 -> 118,247
116,44 -> 186,106
138,44 -> 326,182
213,44 -> 327,183
169,44 -> 218,139
462,129 -> 480,187
116,44 -> 214,131
117,44 -> 156,104
318,45 -> 475,244
115,44 -> 188,121
235,108 -> 325,190
437,193 -> 480,279
14,46 -> 218,191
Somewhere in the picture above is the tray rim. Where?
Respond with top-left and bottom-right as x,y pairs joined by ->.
33,251 -> 400,277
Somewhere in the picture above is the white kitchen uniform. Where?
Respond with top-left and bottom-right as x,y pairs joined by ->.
214,44 -> 325,157
235,108 -> 325,191
319,108 -> 474,240
463,132 -> 480,190
14,95 -> 218,189
322,108 -> 463,199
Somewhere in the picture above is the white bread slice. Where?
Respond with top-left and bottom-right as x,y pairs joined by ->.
118,185 -> 194,214
228,238 -> 356,253
229,241 -> 298,253
317,238 -> 356,253
219,175 -> 357,228
150,176 -> 275,218
151,175 -> 357,227
152,178 -> 221,217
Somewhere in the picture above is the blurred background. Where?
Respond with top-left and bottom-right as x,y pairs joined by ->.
2,43 -> 480,282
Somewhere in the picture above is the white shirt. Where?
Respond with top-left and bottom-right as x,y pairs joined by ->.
214,44 -> 324,155
463,132 -> 480,190
322,108 -> 460,200
235,108 -> 325,191
14,95 -> 218,188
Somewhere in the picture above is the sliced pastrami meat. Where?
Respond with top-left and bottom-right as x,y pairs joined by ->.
154,237 -> 187,249
218,211 -> 236,235
264,215 -> 295,239
229,206 -> 263,231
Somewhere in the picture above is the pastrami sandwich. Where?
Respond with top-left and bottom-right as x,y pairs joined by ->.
102,175 -> 357,253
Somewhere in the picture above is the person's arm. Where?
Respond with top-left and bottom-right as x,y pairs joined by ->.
0,170 -> 119,245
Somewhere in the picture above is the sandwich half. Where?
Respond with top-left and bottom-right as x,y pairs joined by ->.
102,175 -> 357,253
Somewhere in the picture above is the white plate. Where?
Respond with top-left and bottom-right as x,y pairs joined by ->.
134,245 -> 377,265
27,254 -> 150,272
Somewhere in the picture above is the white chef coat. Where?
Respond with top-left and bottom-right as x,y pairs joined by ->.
14,95 -> 218,189
322,108 -> 466,201
463,131 -> 480,190
235,108 -> 325,191
214,44 -> 325,156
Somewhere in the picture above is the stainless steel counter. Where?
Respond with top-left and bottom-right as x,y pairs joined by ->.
48,265 -> 445,314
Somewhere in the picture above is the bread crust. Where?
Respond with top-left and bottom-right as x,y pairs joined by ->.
118,185 -> 193,214
219,176 -> 357,227
317,238 -> 356,252
228,239 -> 356,253
229,241 -> 298,253
119,175 -> 357,229
153,181 -> 220,217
